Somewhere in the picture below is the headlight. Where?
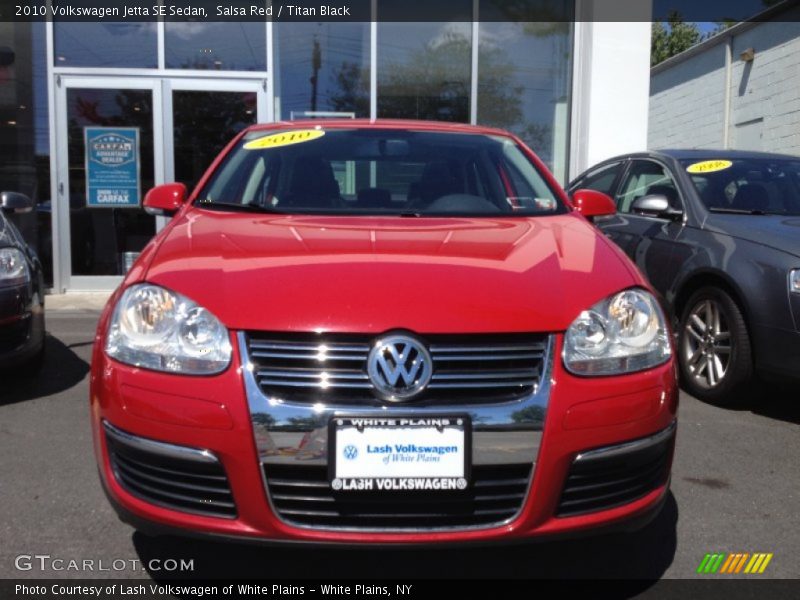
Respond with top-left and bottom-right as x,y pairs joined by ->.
789,269 -> 800,294
563,289 -> 671,376
0,248 -> 30,287
105,284 -> 231,375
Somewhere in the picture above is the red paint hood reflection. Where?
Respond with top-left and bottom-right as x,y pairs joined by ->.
143,210 -> 640,333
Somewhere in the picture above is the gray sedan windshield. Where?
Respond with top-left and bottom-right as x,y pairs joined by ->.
681,158 -> 800,215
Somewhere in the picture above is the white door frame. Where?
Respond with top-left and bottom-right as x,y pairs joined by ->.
53,75 -> 269,291
159,78 -> 268,230
54,76 -> 163,292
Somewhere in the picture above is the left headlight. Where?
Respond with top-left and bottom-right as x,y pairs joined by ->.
563,288 -> 671,376
105,283 -> 231,375
0,248 -> 30,287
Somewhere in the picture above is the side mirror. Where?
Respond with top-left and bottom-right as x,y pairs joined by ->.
571,189 -> 617,218
143,183 -> 187,216
631,194 -> 683,220
0,191 -> 34,214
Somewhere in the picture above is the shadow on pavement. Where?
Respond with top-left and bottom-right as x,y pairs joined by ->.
134,493 -> 677,585
747,381 -> 800,425
0,334 -> 90,406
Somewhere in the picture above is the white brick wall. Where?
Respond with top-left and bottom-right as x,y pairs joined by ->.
648,14 -> 800,156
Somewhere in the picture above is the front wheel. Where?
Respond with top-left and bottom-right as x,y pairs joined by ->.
678,287 -> 752,405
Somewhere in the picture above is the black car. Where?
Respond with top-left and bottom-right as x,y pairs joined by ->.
569,150 -> 800,405
0,191 -> 45,373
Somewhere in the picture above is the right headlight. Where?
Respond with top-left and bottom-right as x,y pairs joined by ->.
105,283 -> 231,375
563,288 -> 671,376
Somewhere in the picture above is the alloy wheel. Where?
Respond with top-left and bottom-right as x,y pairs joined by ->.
681,299 -> 732,389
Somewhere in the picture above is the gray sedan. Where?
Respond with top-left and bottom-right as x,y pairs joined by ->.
569,150 -> 800,405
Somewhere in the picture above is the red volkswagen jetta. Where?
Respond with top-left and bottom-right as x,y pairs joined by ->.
91,120 -> 677,544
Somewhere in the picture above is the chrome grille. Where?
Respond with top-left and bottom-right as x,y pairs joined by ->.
265,463 -> 532,530
244,332 -> 549,405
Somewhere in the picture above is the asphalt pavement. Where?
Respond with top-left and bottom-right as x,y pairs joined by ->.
1,309 -> 798,586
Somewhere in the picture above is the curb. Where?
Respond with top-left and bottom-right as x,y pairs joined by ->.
46,292 -> 111,312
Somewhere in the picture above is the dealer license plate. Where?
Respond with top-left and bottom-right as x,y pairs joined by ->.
330,416 -> 469,492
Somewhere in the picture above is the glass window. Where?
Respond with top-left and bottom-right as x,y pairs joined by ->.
574,162 -> 623,195
616,161 -> 680,213
378,0 -> 472,122
65,89 -> 155,276
477,4 -> 573,183
275,15 -> 370,119
197,128 -> 567,217
172,91 -> 257,191
0,22 -> 52,285
54,23 -> 157,68
165,23 -> 266,71
680,158 -> 800,215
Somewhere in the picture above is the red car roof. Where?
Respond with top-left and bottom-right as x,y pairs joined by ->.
245,118 -> 514,138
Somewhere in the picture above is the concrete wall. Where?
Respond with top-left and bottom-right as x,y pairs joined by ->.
649,12 -> 800,154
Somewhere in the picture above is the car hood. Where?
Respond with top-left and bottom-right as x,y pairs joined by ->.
143,210 -> 640,333
704,214 -> 800,257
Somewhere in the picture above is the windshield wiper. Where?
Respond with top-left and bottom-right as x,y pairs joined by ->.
195,199 -> 282,214
708,207 -> 767,215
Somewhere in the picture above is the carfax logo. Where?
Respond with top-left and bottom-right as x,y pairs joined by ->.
697,552 -> 774,574
343,445 -> 358,460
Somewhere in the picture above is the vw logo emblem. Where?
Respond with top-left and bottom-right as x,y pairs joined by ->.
367,334 -> 433,401
343,445 -> 358,460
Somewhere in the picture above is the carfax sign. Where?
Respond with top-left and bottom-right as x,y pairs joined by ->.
84,127 -> 141,208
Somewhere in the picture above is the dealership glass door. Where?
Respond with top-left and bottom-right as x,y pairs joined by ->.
54,76 -> 266,291
163,79 -> 265,193
54,77 -> 162,291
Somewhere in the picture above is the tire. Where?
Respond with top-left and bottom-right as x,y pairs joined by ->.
677,287 -> 752,406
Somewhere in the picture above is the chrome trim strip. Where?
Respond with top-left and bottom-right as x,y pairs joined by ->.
573,421 -> 677,464
249,341 -> 370,352
427,353 -> 543,361
102,420 -> 220,465
426,381 -> 537,389
250,352 -> 367,361
429,343 -> 546,353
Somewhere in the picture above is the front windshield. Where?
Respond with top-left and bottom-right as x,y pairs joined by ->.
681,158 -> 800,215
196,128 -> 566,216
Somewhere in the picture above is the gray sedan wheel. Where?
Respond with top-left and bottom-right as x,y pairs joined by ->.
678,287 -> 752,405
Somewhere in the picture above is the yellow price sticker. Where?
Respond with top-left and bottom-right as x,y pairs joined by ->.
686,160 -> 733,174
244,129 -> 325,150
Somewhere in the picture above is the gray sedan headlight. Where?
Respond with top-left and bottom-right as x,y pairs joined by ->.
789,269 -> 800,294
0,248 -> 30,287
563,289 -> 671,375
105,284 -> 231,375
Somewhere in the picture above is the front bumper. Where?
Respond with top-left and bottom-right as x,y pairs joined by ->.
0,283 -> 44,366
90,333 -> 678,544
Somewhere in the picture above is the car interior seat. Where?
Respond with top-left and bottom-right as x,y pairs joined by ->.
407,161 -> 463,207
731,182 -> 769,212
357,188 -> 393,209
280,156 -> 341,208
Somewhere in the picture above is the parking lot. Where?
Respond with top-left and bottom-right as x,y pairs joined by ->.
1,308 -> 798,583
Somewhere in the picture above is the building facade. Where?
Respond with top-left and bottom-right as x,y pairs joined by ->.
650,4 -> 800,154
1,3 -> 651,292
